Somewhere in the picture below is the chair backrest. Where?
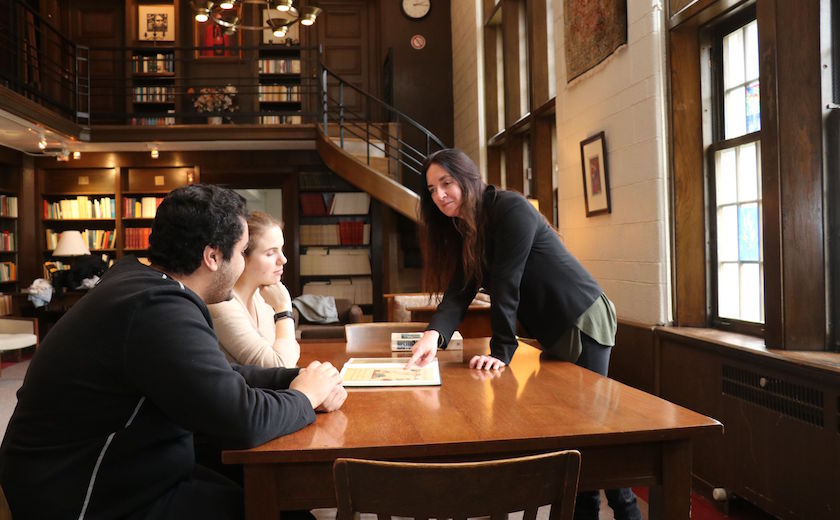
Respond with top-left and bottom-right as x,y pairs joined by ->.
344,322 -> 428,346
333,450 -> 581,520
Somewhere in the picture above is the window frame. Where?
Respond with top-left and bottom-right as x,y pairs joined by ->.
703,5 -> 766,337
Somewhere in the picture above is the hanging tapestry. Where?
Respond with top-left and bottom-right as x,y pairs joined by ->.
564,0 -> 628,83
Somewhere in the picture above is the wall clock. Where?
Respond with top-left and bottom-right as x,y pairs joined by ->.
401,0 -> 431,20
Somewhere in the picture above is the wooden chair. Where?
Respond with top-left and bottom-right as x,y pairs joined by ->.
344,321 -> 428,347
333,450 -> 581,520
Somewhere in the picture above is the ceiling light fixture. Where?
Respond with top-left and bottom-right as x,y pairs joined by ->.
150,147 -> 160,159
73,151 -> 81,160
191,0 -> 321,37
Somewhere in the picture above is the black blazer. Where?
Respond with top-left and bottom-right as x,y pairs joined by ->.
428,186 -> 603,364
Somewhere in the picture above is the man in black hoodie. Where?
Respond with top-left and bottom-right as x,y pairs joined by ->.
0,184 -> 346,519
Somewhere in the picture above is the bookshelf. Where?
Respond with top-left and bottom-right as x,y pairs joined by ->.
257,45 -> 303,125
0,172 -> 19,290
38,167 -> 198,269
126,0 -> 178,126
129,46 -> 176,126
298,173 -> 373,310
120,167 -> 198,255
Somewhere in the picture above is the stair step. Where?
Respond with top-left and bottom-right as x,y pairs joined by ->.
330,137 -> 386,158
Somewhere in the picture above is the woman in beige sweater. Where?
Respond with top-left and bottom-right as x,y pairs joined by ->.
209,211 -> 300,367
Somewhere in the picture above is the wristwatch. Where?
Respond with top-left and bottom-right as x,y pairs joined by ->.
273,310 -> 294,322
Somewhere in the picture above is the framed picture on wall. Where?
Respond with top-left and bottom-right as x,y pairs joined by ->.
138,4 -> 175,42
194,19 -> 242,60
580,132 -> 611,217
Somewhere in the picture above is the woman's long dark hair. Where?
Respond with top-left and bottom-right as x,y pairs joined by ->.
419,149 -> 487,294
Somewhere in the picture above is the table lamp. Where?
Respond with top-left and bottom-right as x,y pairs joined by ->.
53,230 -> 91,257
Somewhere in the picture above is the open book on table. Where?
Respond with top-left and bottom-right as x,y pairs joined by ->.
340,358 -> 441,387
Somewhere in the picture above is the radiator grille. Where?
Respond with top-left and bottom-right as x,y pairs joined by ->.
722,365 -> 824,427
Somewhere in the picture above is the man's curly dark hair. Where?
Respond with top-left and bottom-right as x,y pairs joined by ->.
148,184 -> 247,275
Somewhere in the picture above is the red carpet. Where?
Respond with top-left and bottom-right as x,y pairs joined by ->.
0,351 -> 32,369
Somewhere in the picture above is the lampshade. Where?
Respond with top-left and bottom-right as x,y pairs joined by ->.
53,230 -> 91,257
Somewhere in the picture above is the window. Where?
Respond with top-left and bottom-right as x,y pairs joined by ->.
709,15 -> 763,328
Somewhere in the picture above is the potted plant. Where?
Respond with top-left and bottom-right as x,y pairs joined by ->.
189,85 -> 238,123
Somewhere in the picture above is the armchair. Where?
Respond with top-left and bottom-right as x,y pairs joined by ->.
293,298 -> 363,341
0,316 -> 38,375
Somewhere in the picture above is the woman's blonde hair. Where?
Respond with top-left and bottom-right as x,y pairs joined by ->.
245,211 -> 282,256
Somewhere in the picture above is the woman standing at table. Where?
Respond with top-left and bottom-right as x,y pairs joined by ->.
405,148 -> 641,520
209,211 -> 300,368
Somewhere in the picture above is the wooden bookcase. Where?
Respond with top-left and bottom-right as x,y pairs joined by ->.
257,45 -> 303,124
38,166 -> 198,269
0,165 -> 20,292
127,0 -> 179,126
297,172 -> 373,312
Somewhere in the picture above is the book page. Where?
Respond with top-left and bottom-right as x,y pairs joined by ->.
340,358 -> 441,387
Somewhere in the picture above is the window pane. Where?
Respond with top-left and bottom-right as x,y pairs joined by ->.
717,149 -> 738,204
746,80 -> 760,133
744,21 -> 759,81
737,143 -> 758,201
719,263 -> 740,318
740,263 -> 763,322
738,203 -> 760,261
718,205 -> 738,262
725,86 -> 747,138
724,28 -> 745,89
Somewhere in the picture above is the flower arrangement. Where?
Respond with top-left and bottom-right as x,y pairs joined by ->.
190,85 -> 238,113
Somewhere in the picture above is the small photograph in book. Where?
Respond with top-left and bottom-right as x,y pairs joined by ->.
340,358 -> 441,387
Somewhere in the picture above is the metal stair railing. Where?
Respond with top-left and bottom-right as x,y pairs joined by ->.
319,63 -> 447,189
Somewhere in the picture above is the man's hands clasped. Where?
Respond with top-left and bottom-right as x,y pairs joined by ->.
291,360 -> 347,412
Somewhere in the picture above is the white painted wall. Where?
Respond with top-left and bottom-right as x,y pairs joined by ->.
553,0 -> 671,325
452,0 -> 672,325
450,0 -> 486,172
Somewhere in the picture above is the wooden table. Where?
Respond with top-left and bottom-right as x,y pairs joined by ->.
223,338 -> 722,520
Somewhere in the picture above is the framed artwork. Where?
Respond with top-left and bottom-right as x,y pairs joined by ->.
194,19 -> 242,60
580,132 -> 611,217
564,0 -> 627,82
138,4 -> 175,42
262,9 -> 300,45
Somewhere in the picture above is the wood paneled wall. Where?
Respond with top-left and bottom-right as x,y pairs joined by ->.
613,321 -> 840,520
668,0 -> 826,350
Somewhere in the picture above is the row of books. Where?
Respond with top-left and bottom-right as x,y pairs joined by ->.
0,293 -> 13,315
123,197 -> 163,218
257,84 -> 300,102
0,261 -> 16,282
258,58 -> 301,74
44,197 -> 116,220
300,223 -> 370,246
45,229 -> 116,251
300,248 -> 371,276
302,277 -> 372,305
300,192 -> 371,216
0,195 -> 18,217
131,53 -> 174,74
0,230 -> 15,251
133,86 -> 175,103
124,227 -> 152,249
259,115 -> 302,124
130,114 -> 175,126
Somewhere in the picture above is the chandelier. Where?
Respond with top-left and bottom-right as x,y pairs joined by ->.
192,1 -> 322,37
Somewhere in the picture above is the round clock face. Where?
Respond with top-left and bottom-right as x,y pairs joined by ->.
401,0 -> 431,20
